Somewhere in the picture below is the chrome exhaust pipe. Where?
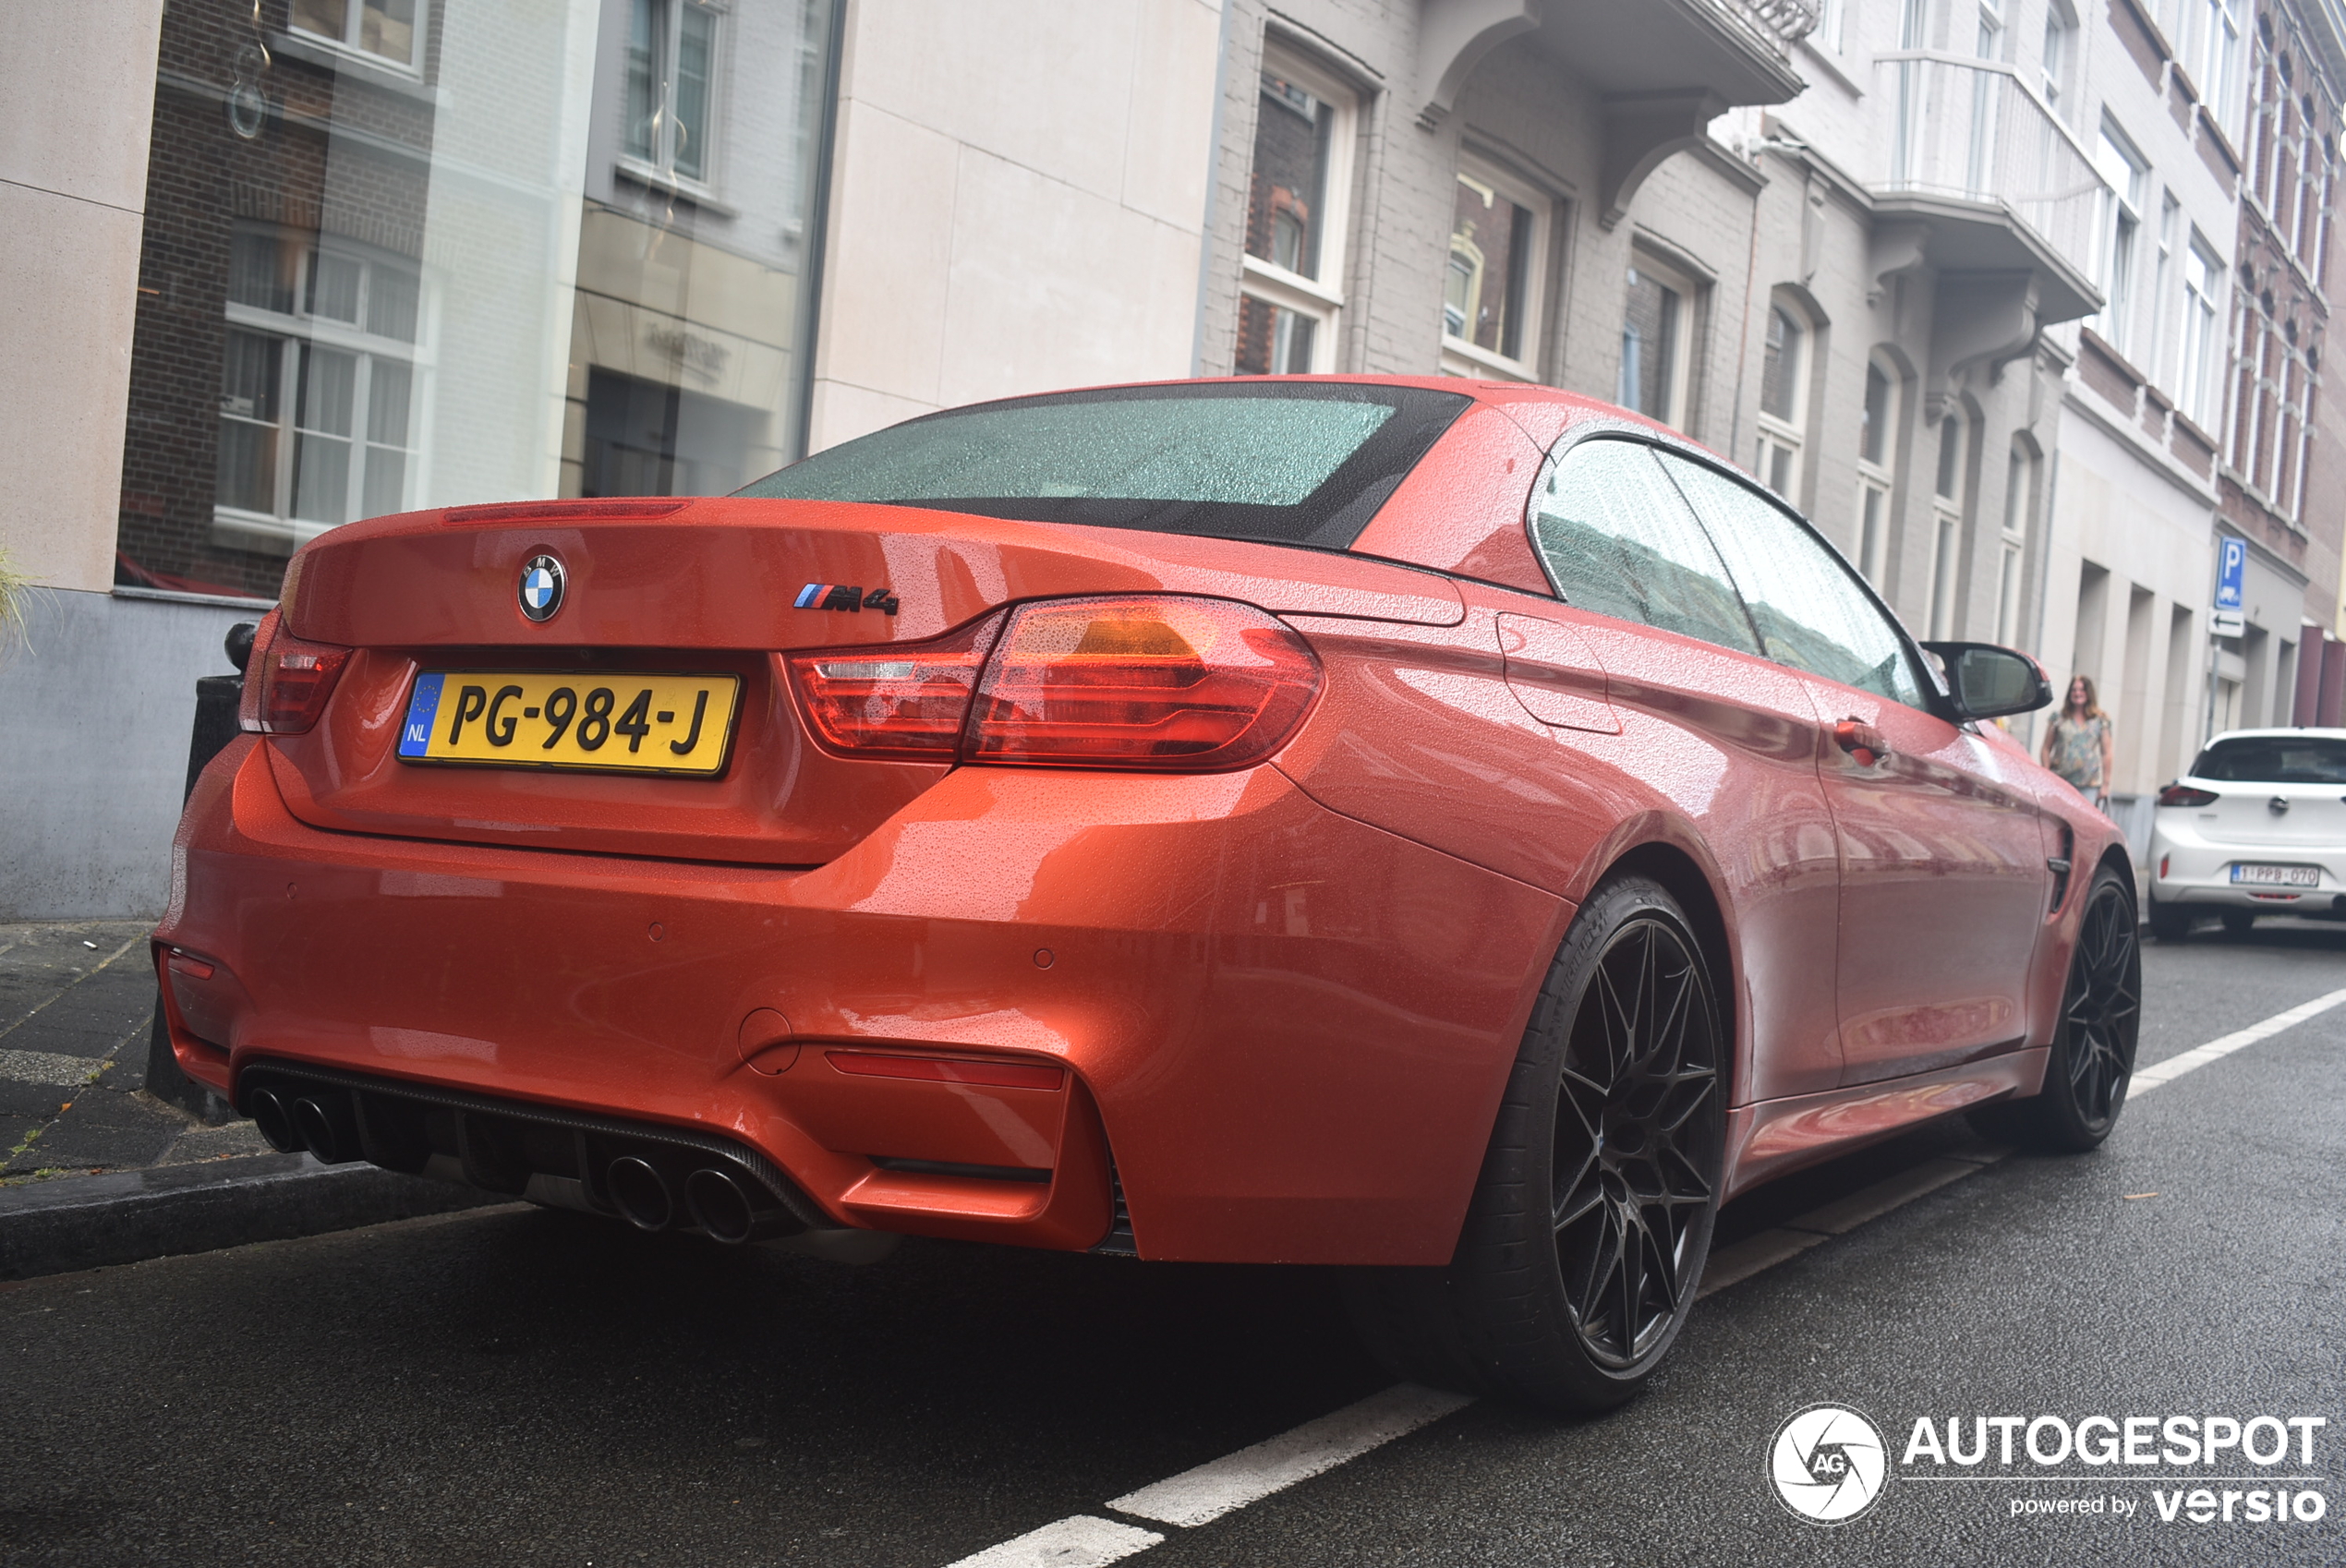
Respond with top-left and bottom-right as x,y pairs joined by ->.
607,1156 -> 673,1231
248,1087 -> 300,1153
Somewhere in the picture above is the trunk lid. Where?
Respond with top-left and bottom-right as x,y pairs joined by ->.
2187,778 -> 2346,850
269,497 -> 1461,864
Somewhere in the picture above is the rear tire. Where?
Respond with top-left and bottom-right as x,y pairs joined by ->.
2146,899 -> 2191,943
1973,863 -> 2139,1153
1344,875 -> 1724,1414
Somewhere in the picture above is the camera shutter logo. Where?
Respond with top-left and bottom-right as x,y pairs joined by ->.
1770,1404 -> 1890,1524
518,555 -> 565,622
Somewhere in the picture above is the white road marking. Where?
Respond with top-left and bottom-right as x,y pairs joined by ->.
1106,1382 -> 1474,1528
942,1515 -> 1163,1568
2128,985 -> 2346,1094
0,1049 -> 107,1088
939,983 -> 2346,1566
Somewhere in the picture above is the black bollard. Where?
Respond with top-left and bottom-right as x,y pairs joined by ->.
143,621 -> 259,1122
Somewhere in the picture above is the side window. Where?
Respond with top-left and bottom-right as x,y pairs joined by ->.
1528,439 -> 1760,656
1658,452 -> 1927,708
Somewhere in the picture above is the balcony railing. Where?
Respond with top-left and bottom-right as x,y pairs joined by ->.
1873,51 -> 2111,287
1716,0 -> 1820,62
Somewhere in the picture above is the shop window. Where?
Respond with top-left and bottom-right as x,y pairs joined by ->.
1441,157 -> 1546,380
1236,55 -> 1355,375
1619,255 -> 1698,430
626,0 -> 721,186
1754,299 -> 1810,500
290,0 -> 423,72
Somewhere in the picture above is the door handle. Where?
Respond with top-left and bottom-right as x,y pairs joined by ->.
1833,719 -> 1891,767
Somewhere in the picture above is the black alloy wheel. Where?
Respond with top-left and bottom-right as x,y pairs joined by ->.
1551,912 -> 1721,1368
1345,875 -> 1724,1413
1977,863 -> 2140,1152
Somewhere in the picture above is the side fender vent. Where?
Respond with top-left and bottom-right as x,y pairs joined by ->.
2048,824 -> 2075,914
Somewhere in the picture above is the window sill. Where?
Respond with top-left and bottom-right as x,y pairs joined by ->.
616,160 -> 738,218
113,584 -> 279,611
212,509 -> 336,558
1439,338 -> 1539,382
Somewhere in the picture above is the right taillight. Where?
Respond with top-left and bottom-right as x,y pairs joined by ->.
2157,784 -> 2219,807
236,609 -> 353,735
785,596 -> 1322,772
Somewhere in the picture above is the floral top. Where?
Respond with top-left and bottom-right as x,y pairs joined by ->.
2046,712 -> 2110,793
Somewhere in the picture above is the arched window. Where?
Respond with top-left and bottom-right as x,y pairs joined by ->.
1855,357 -> 1900,585
1929,410 -> 1969,639
1997,440 -> 2037,645
1754,300 -> 1810,499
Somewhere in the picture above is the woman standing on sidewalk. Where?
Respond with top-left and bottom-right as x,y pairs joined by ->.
2042,675 -> 2115,811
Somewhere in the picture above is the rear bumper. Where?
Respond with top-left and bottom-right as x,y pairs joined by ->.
2146,815 -> 2346,913
156,737 -> 1565,1264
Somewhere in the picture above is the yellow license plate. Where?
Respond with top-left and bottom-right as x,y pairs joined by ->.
396,670 -> 742,776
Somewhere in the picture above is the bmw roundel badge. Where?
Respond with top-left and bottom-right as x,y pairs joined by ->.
518,554 -> 565,622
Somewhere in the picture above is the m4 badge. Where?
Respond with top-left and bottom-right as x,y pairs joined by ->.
794,583 -> 901,614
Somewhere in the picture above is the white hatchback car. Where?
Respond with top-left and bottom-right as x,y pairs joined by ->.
2147,727 -> 2346,939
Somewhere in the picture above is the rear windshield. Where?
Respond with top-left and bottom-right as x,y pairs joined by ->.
2191,737 -> 2346,782
735,382 -> 1470,549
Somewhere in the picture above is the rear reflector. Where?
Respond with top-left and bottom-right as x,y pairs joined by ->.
825,1051 -> 1065,1091
2157,784 -> 2219,807
968,596 -> 1321,770
787,612 -> 1003,760
236,609 -> 353,735
787,596 -> 1322,772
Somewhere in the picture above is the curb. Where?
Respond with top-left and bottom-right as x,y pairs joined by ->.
0,1153 -> 502,1282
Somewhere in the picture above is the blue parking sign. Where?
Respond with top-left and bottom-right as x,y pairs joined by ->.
2216,537 -> 2245,611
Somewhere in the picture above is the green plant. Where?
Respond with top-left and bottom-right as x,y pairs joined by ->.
0,541 -> 32,657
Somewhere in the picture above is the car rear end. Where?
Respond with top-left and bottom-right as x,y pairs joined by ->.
2147,729 -> 2346,922
152,381 -> 1566,1267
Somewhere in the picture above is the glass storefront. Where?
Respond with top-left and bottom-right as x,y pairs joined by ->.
117,0 -> 839,600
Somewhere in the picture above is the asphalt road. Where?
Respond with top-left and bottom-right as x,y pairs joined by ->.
3,921 -> 2340,1568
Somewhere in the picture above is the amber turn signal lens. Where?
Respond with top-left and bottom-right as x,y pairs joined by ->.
236,609 -> 354,735
966,596 -> 1322,771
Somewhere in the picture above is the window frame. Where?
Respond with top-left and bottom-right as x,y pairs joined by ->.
1237,48 -> 1359,376
1753,296 -> 1813,502
1618,249 -> 1699,432
2094,122 -> 2149,356
2177,233 -> 2222,428
213,230 -> 429,554
619,0 -> 726,195
1855,356 -> 1902,588
1439,152 -> 1550,382
287,0 -> 428,75
1927,410 -> 1970,641
1995,441 -> 2034,645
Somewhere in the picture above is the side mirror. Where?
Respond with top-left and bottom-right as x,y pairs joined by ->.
1921,641 -> 2052,721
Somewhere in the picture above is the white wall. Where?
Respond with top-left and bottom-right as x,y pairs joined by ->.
0,0 -> 163,593
805,0 -> 1225,451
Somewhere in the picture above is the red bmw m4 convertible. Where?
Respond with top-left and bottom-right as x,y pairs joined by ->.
156,377 -> 2135,1411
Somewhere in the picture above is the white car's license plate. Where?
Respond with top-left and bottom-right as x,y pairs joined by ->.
2231,863 -> 2321,887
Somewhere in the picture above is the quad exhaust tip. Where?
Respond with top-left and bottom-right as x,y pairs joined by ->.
248,1087 -> 298,1153
684,1166 -> 759,1244
607,1156 -> 674,1232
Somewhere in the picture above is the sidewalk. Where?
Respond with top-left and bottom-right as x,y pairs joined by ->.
0,919 -> 272,1185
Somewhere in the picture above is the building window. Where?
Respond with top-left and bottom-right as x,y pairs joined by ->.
290,0 -> 423,71
1996,443 -> 2033,645
1754,300 -> 1809,499
1815,0 -> 1846,52
1856,357 -> 1899,585
1619,256 -> 1697,429
2178,235 -> 2221,427
625,0 -> 720,185
2042,1 -> 2076,116
214,226 -> 421,552
2094,124 -> 2148,355
1441,158 -> 1545,380
1237,56 -> 1354,376
2225,292 -> 2320,523
2193,0 -> 2243,133
1928,412 -> 1968,639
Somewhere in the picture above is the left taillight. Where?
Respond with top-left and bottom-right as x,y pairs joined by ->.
236,609 -> 353,735
785,595 -> 1323,772
2156,783 -> 2219,808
